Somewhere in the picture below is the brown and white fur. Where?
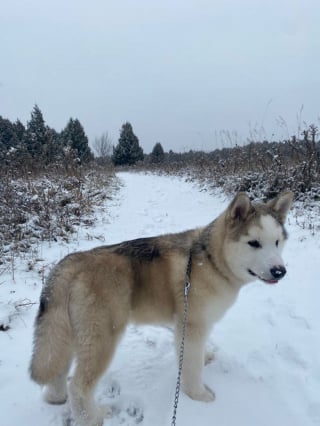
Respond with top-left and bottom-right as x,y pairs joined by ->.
30,191 -> 293,426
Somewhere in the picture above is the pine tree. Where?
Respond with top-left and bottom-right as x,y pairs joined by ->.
25,104 -> 48,158
0,116 -> 19,151
112,122 -> 144,165
13,119 -> 26,143
150,142 -> 165,163
42,128 -> 61,164
60,118 -> 93,163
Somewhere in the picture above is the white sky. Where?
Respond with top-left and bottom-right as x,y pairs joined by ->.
1,0 -> 320,153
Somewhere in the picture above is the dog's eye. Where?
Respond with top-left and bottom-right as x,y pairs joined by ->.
248,240 -> 261,249
276,240 -> 279,247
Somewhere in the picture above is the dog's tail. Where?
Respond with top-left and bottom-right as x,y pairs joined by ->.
29,268 -> 73,385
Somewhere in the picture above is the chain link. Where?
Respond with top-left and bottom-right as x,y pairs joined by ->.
171,254 -> 192,426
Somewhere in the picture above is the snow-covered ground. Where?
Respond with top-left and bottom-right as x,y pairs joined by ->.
0,172 -> 319,426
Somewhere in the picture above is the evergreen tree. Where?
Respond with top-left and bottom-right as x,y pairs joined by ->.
42,128 -> 61,164
60,118 -> 93,163
112,122 -> 144,165
0,116 -> 19,151
25,104 -> 48,158
150,142 -> 165,163
13,119 -> 26,143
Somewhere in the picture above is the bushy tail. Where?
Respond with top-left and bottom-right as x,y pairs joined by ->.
30,292 -> 72,385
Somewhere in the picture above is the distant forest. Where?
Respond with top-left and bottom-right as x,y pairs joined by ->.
0,105 -> 93,175
1,105 -> 319,200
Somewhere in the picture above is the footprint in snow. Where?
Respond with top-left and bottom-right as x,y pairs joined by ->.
104,379 -> 121,398
111,401 -> 144,425
97,377 -> 144,424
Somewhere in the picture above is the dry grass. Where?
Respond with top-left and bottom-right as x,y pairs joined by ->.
0,164 -> 116,265
137,125 -> 320,231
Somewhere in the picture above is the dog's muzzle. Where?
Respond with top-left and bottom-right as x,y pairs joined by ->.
248,264 -> 287,284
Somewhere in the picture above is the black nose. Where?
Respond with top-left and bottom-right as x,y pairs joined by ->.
270,265 -> 286,280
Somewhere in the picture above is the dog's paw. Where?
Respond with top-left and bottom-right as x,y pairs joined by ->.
73,413 -> 103,426
184,384 -> 216,402
61,407 -> 74,426
70,404 -> 112,426
98,403 -> 113,419
43,384 -> 67,405
79,405 -> 112,426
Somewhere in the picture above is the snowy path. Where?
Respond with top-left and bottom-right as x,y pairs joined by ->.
0,172 -> 319,426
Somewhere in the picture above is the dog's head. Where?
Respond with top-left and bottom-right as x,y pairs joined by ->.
223,191 -> 293,285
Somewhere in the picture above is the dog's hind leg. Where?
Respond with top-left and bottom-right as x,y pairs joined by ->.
43,362 -> 71,404
68,321 -> 124,426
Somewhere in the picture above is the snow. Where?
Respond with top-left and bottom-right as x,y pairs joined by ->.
0,172 -> 319,426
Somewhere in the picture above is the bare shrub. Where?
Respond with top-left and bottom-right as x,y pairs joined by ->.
0,162 -> 115,265
137,124 -> 320,230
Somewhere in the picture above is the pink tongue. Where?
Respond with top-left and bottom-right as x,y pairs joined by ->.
266,279 -> 278,285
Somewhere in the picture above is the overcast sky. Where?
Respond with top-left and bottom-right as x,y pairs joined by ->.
1,0 -> 320,153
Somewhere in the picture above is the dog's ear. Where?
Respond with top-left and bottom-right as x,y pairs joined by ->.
267,191 -> 294,224
228,192 -> 252,221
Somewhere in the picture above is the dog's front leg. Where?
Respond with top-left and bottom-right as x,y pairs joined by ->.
175,321 -> 215,402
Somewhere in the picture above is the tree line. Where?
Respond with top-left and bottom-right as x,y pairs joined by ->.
0,105 -> 167,175
4,105 -> 318,190
0,105 -> 93,176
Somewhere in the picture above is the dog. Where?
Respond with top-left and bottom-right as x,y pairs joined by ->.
30,191 -> 293,426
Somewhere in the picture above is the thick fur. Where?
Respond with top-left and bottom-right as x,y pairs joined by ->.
30,191 -> 293,426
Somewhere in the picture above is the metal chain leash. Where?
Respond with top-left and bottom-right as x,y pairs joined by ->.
171,253 -> 192,426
